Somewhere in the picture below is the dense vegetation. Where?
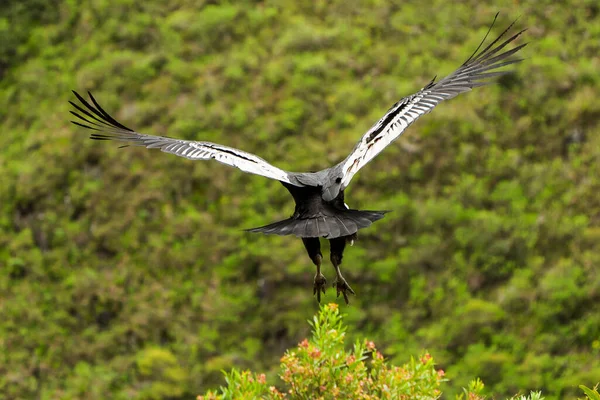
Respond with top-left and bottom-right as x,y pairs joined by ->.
1,0 -> 598,399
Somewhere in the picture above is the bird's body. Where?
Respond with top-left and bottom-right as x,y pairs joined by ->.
248,180 -> 386,239
70,15 -> 526,303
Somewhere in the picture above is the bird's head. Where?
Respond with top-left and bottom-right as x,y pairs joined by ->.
321,165 -> 345,201
321,178 -> 343,202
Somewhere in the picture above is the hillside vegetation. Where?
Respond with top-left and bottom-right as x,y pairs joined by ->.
1,0 -> 599,399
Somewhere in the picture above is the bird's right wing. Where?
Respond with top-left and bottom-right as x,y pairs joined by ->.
69,91 -> 301,186
332,15 -> 526,198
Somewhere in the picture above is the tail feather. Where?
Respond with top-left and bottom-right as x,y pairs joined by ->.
335,216 -> 358,236
325,217 -> 340,238
292,219 -> 308,237
246,210 -> 387,238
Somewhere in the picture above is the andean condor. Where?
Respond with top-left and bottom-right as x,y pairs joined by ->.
70,15 -> 526,304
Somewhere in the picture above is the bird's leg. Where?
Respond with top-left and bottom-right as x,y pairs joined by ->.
329,236 -> 355,305
302,237 -> 326,302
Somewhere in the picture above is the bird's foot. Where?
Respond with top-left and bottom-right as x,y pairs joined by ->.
313,273 -> 327,303
333,276 -> 355,305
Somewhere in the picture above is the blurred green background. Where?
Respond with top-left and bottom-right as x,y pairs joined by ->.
1,0 -> 599,399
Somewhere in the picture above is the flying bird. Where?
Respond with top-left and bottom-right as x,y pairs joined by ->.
70,15 -> 526,304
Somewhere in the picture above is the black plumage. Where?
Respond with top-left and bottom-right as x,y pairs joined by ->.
247,183 -> 387,238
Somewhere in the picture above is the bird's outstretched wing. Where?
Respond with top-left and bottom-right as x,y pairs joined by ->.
69,91 -> 300,185
337,15 -> 527,191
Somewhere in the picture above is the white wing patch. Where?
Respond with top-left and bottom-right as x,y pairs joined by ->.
337,18 -> 526,191
70,91 -> 297,185
340,93 -> 435,187
152,139 -> 292,182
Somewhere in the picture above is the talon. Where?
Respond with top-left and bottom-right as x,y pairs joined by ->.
314,285 -> 322,303
313,273 -> 327,303
334,277 -> 355,305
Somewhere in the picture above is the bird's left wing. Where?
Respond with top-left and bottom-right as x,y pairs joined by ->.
337,16 -> 526,193
69,91 -> 299,185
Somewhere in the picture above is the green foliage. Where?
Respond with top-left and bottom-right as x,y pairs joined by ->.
136,348 -> 188,399
199,304 -> 446,399
579,385 -> 600,400
511,392 -> 544,400
1,0 -> 599,399
198,307 -> 599,400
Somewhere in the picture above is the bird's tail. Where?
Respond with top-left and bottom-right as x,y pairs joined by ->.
245,210 -> 387,239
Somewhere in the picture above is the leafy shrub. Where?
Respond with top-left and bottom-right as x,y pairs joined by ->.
199,303 -> 448,399
198,304 -> 600,400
